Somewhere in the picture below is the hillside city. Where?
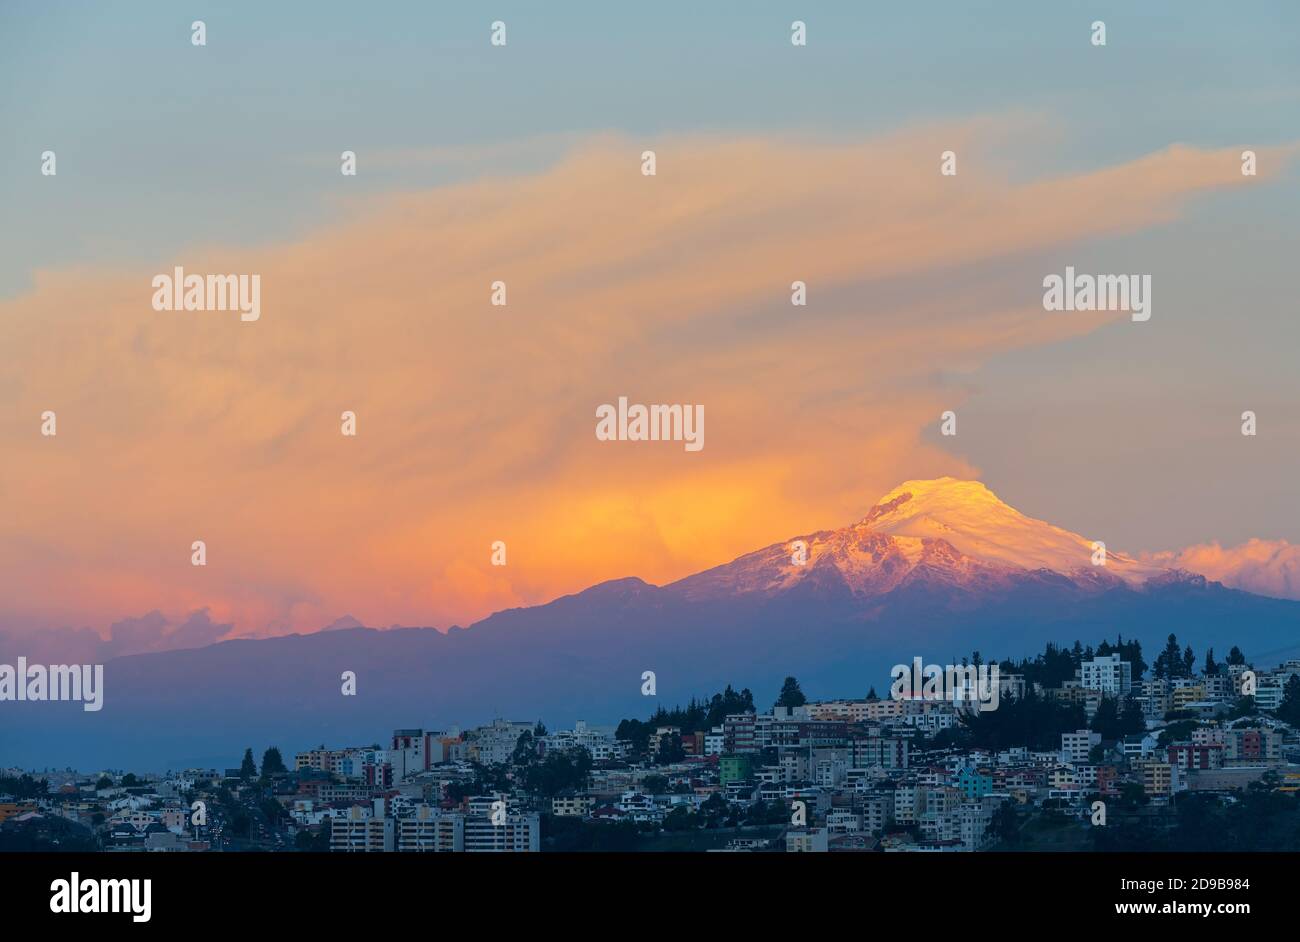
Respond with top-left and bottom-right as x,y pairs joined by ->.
5,634 -> 1300,853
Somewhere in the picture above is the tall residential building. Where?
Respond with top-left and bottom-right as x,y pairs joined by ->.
470,719 -> 535,766
396,806 -> 463,852
330,805 -> 394,853
464,813 -> 540,852
1225,727 -> 1282,766
1079,654 -> 1132,697
1061,729 -> 1099,765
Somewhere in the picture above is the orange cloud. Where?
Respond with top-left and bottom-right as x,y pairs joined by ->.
1,122 -> 1290,639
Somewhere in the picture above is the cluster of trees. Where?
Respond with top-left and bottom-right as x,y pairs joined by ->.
446,763 -> 512,802
661,794 -> 789,832
237,746 -> 288,780
95,772 -> 146,790
1277,675 -> 1300,726
956,688 -> 1089,751
1149,633 -> 1246,680
541,817 -> 646,851
508,732 -> 593,797
615,683 -> 756,752
0,774 -> 49,799
1089,696 -> 1147,740
613,677 -> 813,760
941,634 -> 1254,695
952,687 -> 1143,751
997,636 -> 1148,688
0,813 -> 97,852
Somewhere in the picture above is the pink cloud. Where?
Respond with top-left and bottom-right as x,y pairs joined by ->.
1146,539 -> 1300,601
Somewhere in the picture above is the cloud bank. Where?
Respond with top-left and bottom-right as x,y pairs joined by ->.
1147,539 -> 1300,602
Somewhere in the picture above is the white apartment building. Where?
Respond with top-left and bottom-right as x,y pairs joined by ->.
1079,654 -> 1132,697
330,805 -> 394,853
704,728 -> 725,756
464,813 -> 540,852
396,806 -> 463,852
1255,683 -> 1285,712
1061,729 -> 1100,765
470,719 -> 535,766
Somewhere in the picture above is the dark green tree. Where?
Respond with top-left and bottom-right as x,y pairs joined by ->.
260,747 -> 288,776
1090,697 -> 1122,740
511,730 -> 536,766
959,686 -> 1086,751
700,792 -> 728,827
662,805 -> 697,832
1154,634 -> 1184,679
0,774 -> 51,799
239,748 -> 257,780
775,676 -> 807,708
1118,780 -> 1149,809
1158,720 -> 1200,746
521,748 -> 592,797
1116,636 -> 1148,680
986,801 -> 1019,846
260,797 -> 287,824
642,775 -> 669,795
1119,697 -> 1147,737
228,811 -> 253,840
655,734 -> 686,765
1276,675 -> 1300,726
1227,696 -> 1258,720
295,827 -> 330,851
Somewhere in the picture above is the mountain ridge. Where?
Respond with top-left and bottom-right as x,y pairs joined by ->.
5,478 -> 1298,770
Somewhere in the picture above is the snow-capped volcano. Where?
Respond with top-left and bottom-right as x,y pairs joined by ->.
860,478 -> 1163,580
17,475 -> 1300,771
672,477 -> 1167,600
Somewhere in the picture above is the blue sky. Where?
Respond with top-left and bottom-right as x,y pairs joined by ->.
3,1 -> 1296,298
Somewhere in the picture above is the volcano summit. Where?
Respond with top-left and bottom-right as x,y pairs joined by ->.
7,477 -> 1299,770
